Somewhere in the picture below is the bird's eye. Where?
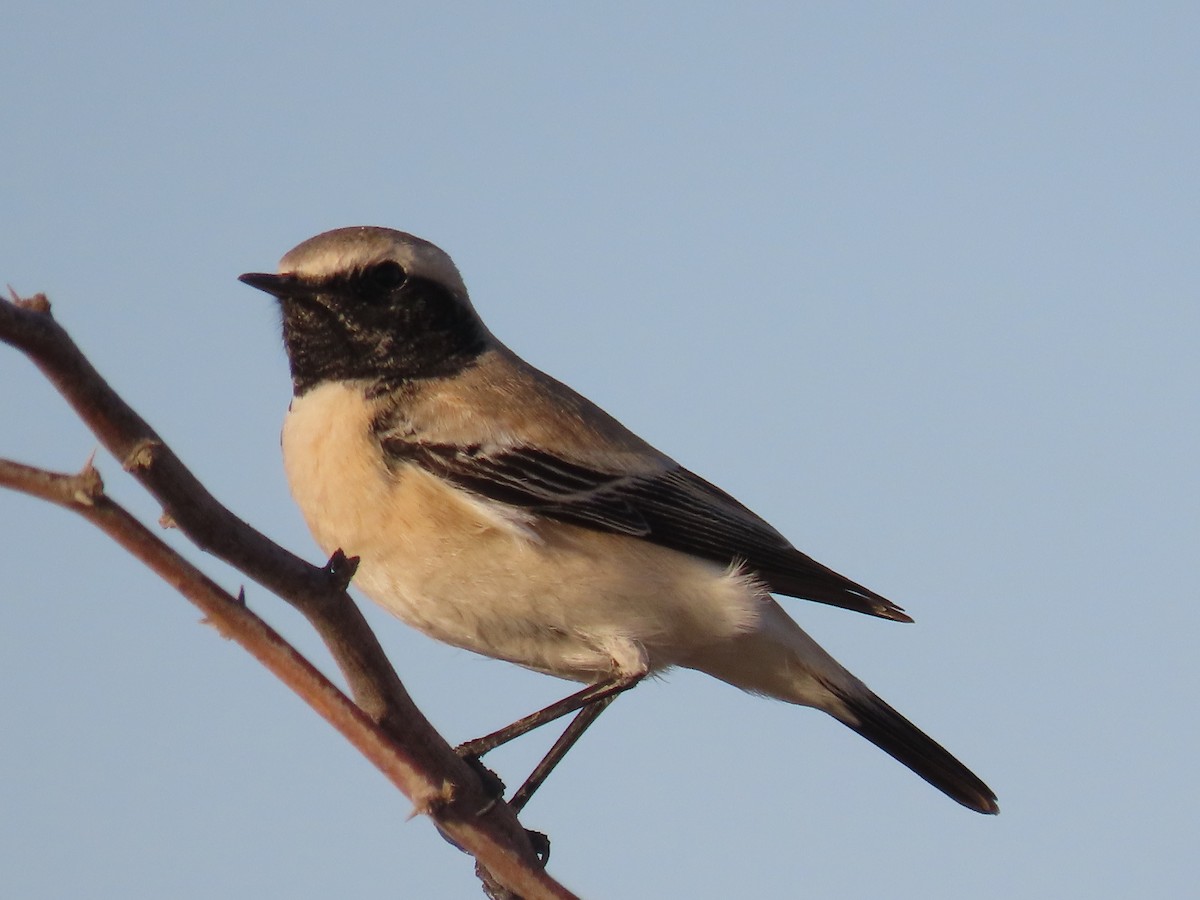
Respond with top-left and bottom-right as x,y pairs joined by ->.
362,260 -> 407,293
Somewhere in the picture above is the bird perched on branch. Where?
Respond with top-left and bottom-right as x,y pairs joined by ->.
240,226 -> 997,815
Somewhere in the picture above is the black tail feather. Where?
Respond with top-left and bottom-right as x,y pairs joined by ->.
831,684 -> 999,814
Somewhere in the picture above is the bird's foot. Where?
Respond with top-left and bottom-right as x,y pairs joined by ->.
457,750 -> 507,815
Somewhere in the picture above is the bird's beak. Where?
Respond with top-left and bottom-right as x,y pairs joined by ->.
238,271 -> 313,298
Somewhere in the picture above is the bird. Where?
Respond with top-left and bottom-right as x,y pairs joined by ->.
239,226 -> 998,815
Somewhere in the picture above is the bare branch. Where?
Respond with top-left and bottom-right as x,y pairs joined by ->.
0,292 -> 577,899
0,456 -> 445,810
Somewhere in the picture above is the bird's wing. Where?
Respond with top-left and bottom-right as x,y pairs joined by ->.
381,438 -> 911,622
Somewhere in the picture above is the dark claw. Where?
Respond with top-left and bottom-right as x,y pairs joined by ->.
525,829 -> 550,866
458,752 -> 507,807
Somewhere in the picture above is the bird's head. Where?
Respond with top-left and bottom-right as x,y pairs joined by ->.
240,227 -> 488,394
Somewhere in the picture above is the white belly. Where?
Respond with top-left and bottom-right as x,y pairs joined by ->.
281,382 -> 768,683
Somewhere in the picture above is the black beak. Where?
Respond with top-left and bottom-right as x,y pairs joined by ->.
238,271 -> 312,298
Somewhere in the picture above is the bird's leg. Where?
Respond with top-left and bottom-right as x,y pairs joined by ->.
456,672 -> 642,759
509,694 -> 616,813
456,672 -> 643,815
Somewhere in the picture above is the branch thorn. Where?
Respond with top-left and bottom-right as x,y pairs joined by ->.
123,438 -> 161,472
73,455 -> 105,505
7,286 -> 51,313
325,548 -> 360,590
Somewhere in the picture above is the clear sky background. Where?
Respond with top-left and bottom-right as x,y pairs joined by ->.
3,4 -> 1197,898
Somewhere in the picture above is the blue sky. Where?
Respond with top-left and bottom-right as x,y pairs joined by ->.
3,4 -> 1197,898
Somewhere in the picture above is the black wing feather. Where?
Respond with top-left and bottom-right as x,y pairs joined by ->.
383,440 -> 911,622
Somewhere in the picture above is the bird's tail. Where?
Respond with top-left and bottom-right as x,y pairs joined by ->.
686,599 -> 997,813
820,679 -> 998,814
